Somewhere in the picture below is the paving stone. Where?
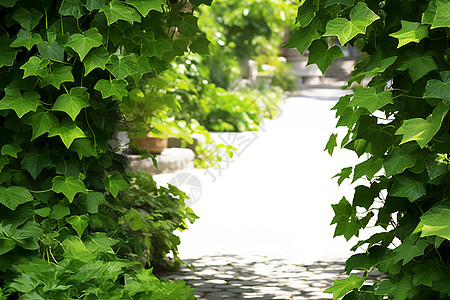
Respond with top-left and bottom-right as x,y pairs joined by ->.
158,254 -> 351,299
205,279 -> 228,285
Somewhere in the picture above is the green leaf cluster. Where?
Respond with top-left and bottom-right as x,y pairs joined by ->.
0,0 -> 207,298
288,0 -> 450,299
118,172 -> 198,269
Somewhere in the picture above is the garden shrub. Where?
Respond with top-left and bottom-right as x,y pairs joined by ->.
286,0 -> 450,299
0,0 -> 211,298
119,172 -> 198,270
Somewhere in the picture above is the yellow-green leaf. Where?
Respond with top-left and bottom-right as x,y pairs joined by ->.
389,20 -> 429,48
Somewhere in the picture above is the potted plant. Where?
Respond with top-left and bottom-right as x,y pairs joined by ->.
120,76 -> 183,154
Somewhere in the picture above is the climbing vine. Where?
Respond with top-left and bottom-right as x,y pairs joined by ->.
286,0 -> 449,299
0,0 -> 210,298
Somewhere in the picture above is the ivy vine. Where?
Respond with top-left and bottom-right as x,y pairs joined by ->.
286,0 -> 449,298
0,0 -> 210,298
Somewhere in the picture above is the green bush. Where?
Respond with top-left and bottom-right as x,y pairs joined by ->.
0,0 -> 211,298
119,172 -> 198,270
286,0 -> 450,299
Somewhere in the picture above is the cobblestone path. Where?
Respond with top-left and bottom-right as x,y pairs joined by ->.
158,254 -> 349,299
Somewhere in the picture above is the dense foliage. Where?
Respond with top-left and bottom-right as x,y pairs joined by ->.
119,172 -> 198,270
286,0 -> 449,299
0,0 -> 210,298
198,0 -> 296,88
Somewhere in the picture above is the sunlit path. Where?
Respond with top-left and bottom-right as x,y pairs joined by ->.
154,87 -> 361,262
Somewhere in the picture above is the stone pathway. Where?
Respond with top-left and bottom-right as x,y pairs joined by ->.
154,87 -> 386,299
158,254 -> 347,299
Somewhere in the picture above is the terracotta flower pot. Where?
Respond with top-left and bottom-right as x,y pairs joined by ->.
133,136 -> 168,155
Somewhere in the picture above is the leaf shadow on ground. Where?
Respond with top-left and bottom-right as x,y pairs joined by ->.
156,254 -> 385,299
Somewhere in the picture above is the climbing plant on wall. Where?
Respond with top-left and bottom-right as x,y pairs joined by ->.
0,0 -> 210,298
286,0 -> 449,299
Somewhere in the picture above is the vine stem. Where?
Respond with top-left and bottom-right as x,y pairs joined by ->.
30,188 -> 53,193
85,109 -> 97,150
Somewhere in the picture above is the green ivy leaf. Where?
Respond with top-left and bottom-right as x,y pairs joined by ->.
0,35 -> 19,68
189,34 -> 210,55
37,40 -> 64,61
389,20 -> 429,48
21,149 -> 52,179
48,118 -> 86,148
390,174 -> 426,202
100,0 -> 141,25
20,56 -> 50,78
422,0 -> 450,29
85,232 -> 119,253
352,157 -> 383,182
30,111 -> 60,140
345,252 -> 379,274
85,0 -> 105,11
62,235 -> 96,262
333,166 -> 352,186
148,57 -> 169,74
65,28 -> 103,61
415,207 -> 450,240
59,0 -> 84,19
283,20 -> 321,55
41,65 -> 74,89
295,0 -> 316,27
1,144 -> 22,158
424,77 -> 450,102
331,197 -> 354,224
0,239 -> 17,256
396,102 -> 449,148
348,88 -> 393,114
398,50 -> 437,83
52,176 -> 88,202
349,55 -> 398,84
12,8 -> 43,31
353,185 -> 379,209
10,29 -> 42,51
80,191 -> 105,214
178,15 -> 201,38
83,46 -> 109,75
375,273 -> 414,299
383,144 -> 419,177
334,217 -> 361,240
324,275 -> 366,299
67,215 -> 89,237
0,87 -> 40,118
103,172 -> 129,198
412,261 -> 442,287
94,79 -> 128,101
34,207 -> 51,217
125,0 -> 164,16
307,39 -> 344,74
50,203 -> 70,220
324,2 -> 379,45
333,95 -> 366,129
0,0 -> 18,7
0,156 -> 8,172
53,87 -> 90,120
141,32 -> 173,58
106,54 -> 137,79
324,133 -> 338,156
130,55 -> 153,84
0,186 -> 34,210
325,0 -> 354,7
422,152 -> 448,180
394,237 -> 428,265
69,139 -> 97,159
